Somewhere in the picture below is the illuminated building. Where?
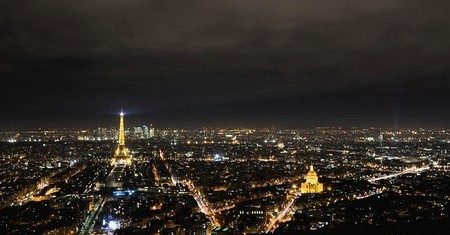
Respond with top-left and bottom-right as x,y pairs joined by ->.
237,206 -> 267,233
149,125 -> 155,137
133,126 -> 143,139
111,111 -> 132,166
300,165 -> 323,194
289,165 -> 323,197
142,125 -> 149,138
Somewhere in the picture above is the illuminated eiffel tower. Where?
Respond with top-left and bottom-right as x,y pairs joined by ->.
111,111 -> 132,166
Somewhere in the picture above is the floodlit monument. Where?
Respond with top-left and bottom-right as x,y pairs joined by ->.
300,165 -> 323,194
111,111 -> 132,166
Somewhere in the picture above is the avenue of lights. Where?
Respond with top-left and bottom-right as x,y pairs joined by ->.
0,125 -> 449,234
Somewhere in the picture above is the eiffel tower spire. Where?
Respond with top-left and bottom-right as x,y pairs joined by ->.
112,110 -> 132,166
118,110 -> 125,145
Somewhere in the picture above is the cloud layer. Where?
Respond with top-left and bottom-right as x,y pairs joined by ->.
1,0 -> 450,127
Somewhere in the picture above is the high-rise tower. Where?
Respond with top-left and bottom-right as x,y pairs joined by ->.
111,111 -> 132,166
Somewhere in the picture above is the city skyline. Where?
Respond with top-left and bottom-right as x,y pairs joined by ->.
1,1 -> 449,234
2,108 -> 450,131
1,122 -> 449,234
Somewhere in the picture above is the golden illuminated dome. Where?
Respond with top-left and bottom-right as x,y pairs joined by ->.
306,165 -> 317,177
304,165 -> 319,184
300,164 -> 323,194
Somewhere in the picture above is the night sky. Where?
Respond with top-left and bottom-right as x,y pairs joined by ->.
1,0 -> 450,129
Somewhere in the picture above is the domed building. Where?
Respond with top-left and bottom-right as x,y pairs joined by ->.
288,165 -> 324,198
300,165 -> 323,194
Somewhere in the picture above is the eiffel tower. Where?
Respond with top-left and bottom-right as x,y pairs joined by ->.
111,111 -> 132,166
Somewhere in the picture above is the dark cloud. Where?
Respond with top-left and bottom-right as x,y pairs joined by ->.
0,0 -> 450,128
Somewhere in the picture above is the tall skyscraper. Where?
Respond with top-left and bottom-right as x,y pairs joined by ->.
149,125 -> 155,138
134,126 -> 143,139
142,125 -> 149,139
